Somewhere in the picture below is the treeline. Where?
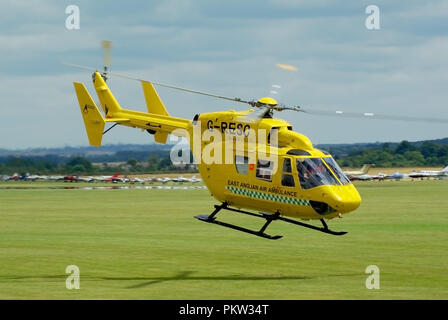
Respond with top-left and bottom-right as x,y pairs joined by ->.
90,149 -> 171,162
334,141 -> 448,167
2,140 -> 447,174
121,154 -> 192,173
0,154 -> 195,175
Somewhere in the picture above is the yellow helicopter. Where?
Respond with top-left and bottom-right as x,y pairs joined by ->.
65,42 -> 445,240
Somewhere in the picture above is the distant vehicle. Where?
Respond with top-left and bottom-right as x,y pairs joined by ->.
115,175 -> 129,183
373,173 -> 388,180
64,175 -> 78,182
107,172 -> 121,182
345,164 -> 373,181
386,171 -> 407,180
172,175 -> 190,183
189,175 -> 202,183
344,164 -> 372,176
130,177 -> 147,184
351,174 -> 374,181
155,177 -> 171,184
8,173 -> 20,181
409,165 -> 448,179
48,175 -> 65,181
92,172 -> 121,182
24,174 -> 42,181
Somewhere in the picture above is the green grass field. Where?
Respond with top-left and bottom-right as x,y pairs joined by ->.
0,179 -> 447,299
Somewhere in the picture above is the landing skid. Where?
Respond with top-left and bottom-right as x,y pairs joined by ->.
194,203 -> 347,240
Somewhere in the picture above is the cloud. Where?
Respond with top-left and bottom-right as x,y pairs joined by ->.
0,0 -> 447,148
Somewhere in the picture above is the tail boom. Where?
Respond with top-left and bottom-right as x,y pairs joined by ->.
73,72 -> 191,147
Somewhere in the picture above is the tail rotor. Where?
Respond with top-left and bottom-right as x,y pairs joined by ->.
101,40 -> 112,81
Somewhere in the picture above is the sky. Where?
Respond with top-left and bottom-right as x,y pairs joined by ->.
0,0 -> 447,149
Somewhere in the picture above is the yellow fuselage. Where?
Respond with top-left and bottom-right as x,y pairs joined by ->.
192,111 -> 361,220
74,72 -> 361,221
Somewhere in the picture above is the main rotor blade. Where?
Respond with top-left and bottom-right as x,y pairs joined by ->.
300,108 -> 448,124
275,104 -> 303,112
64,62 -> 447,124
62,62 -> 254,107
112,71 -> 255,106
62,62 -> 99,72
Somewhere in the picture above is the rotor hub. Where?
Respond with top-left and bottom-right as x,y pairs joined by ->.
257,97 -> 278,106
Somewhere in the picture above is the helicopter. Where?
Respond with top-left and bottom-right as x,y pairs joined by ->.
66,41 -> 448,240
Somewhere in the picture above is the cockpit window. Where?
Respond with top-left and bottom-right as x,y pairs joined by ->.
323,157 -> 351,185
296,158 -> 339,189
287,149 -> 311,156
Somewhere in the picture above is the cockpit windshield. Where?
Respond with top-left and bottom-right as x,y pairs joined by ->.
296,158 -> 339,190
323,157 -> 351,185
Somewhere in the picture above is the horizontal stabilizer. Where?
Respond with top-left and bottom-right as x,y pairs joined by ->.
104,118 -> 130,123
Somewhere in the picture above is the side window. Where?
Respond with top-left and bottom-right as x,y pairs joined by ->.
282,157 -> 295,187
256,159 -> 273,182
283,158 -> 292,173
235,155 -> 249,175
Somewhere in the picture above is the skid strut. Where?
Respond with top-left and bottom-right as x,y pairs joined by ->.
195,203 -> 347,240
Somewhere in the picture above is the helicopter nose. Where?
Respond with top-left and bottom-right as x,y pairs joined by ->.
322,186 -> 361,214
340,194 -> 361,213
336,188 -> 362,213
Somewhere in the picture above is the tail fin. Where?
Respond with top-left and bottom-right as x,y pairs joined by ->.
360,164 -> 372,174
112,172 -> 120,178
141,81 -> 171,144
92,72 -> 122,117
442,165 -> 448,172
141,81 -> 170,116
74,82 -> 105,147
